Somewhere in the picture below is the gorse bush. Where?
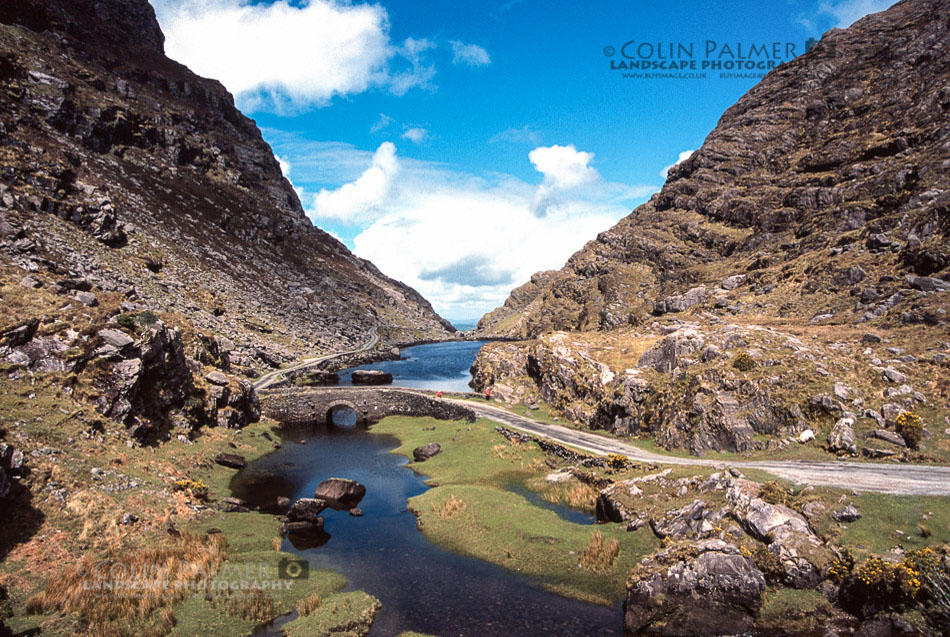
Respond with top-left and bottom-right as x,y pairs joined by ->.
896,411 -> 923,449
732,351 -> 756,372
173,479 -> 210,501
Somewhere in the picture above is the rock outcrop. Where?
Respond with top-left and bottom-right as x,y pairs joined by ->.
624,539 -> 766,635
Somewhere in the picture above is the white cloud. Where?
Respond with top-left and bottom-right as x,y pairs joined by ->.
150,0 -> 436,112
660,149 -> 694,179
270,135 -> 658,319
401,127 -> 429,144
370,113 -> 394,134
816,0 -> 895,27
310,142 -> 399,224
529,144 -> 599,216
275,154 -> 291,177
389,37 -> 437,96
490,125 -> 542,145
450,41 -> 491,67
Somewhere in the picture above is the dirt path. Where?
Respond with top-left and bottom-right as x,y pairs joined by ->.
447,398 -> 950,496
252,328 -> 379,391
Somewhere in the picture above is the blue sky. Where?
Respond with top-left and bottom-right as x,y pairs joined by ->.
150,0 -> 894,322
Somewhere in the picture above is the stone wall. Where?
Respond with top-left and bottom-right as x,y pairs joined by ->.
260,387 -> 476,426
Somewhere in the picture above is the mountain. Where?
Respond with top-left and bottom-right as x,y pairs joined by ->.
471,0 -> 950,457
0,0 -> 454,376
477,0 -> 948,338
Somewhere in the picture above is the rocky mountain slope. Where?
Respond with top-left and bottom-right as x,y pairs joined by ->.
472,0 -> 949,459
0,0 -> 454,376
478,0 -> 948,338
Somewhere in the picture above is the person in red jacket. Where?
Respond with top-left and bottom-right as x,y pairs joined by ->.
484,387 -> 492,400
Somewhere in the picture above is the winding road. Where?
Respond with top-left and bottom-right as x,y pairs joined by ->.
439,396 -> 950,496
252,328 -> 379,391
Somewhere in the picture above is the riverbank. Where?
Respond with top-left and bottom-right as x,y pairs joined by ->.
370,414 -> 950,635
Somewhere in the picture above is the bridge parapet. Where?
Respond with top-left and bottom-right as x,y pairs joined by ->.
260,387 -> 476,426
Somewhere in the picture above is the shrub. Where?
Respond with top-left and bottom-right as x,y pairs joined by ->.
138,310 -> 159,325
607,453 -> 628,470
733,351 -> 756,372
828,548 -> 855,582
116,314 -> 138,332
896,411 -> 923,449
759,481 -> 792,506
172,479 -> 209,501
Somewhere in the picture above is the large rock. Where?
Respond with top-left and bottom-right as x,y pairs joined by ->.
214,452 -> 246,469
412,443 -> 442,462
637,329 -> 706,373
624,539 -> 766,635
727,480 -> 825,588
351,370 -> 394,385
649,499 -> 725,539
314,478 -> 366,508
653,286 -> 707,315
828,417 -> 857,455
284,498 -> 328,523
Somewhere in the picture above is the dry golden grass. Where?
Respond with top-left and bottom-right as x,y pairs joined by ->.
226,589 -> 275,622
26,532 -> 227,636
577,531 -> 620,574
543,482 -> 598,510
296,593 -> 322,616
433,494 -> 467,519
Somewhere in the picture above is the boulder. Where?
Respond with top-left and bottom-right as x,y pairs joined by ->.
728,480 -> 825,588
832,506 -> 862,523
721,275 -> 746,290
828,417 -> 857,455
350,370 -> 393,385
868,429 -> 906,447
281,519 -> 324,535
649,499 -> 724,539
624,539 -> 766,636
314,478 -> 366,508
206,371 -> 229,386
218,497 -> 249,513
285,498 -> 328,523
637,329 -> 706,373
412,442 -> 442,462
214,452 -> 246,469
653,286 -> 707,315
299,370 -> 340,386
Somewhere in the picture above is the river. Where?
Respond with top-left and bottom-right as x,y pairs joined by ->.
232,341 -> 620,636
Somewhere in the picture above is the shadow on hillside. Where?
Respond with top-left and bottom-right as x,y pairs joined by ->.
0,482 -> 45,562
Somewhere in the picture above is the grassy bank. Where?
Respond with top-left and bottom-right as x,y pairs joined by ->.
371,415 -> 659,605
0,367 -> 379,635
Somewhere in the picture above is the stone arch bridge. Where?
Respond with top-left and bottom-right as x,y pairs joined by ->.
259,387 -> 476,426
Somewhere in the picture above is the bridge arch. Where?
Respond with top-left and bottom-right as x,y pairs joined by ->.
324,399 -> 361,426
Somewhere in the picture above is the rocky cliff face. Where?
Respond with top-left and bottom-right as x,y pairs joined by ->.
0,0 -> 454,376
477,0 -> 949,338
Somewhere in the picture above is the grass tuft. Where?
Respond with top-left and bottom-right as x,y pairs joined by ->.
577,531 -> 620,574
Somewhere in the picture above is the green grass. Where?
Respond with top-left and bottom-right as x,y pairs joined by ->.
281,591 -> 381,637
370,415 -> 659,604
836,493 -> 950,557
